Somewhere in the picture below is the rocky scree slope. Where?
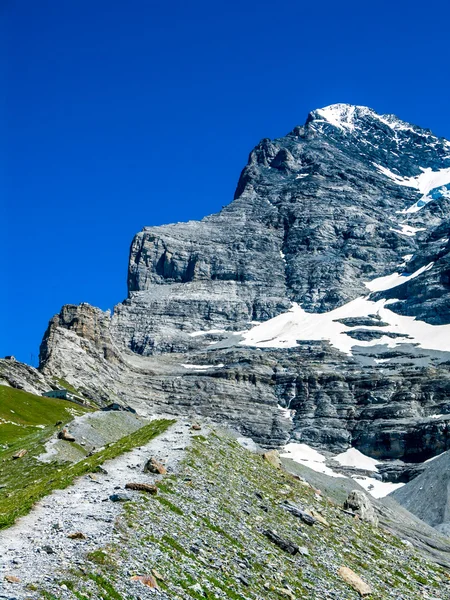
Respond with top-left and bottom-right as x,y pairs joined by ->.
32,104 -> 450,464
2,425 -> 450,600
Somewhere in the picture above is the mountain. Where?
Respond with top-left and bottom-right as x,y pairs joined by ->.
4,103 -> 450,468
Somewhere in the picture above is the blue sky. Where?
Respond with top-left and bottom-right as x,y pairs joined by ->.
2,0 -> 450,364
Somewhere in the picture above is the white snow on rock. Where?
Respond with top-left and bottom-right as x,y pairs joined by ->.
315,104 -> 357,132
364,262 -> 434,292
374,164 -> 450,195
281,443 -> 345,478
374,163 -> 450,214
240,297 -> 450,355
277,404 -> 295,422
189,329 -> 226,337
353,476 -> 404,499
334,448 -> 380,472
181,363 -> 224,370
390,224 -> 426,237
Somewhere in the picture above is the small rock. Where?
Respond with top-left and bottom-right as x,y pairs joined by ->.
125,482 -> 158,494
151,569 -> 165,581
12,449 -> 27,459
58,429 -> 75,442
131,574 -> 159,589
263,529 -> 299,555
42,545 -> 55,554
262,449 -> 281,469
109,493 -> 132,502
338,566 -> 372,597
191,423 -> 202,430
4,575 -> 20,583
144,457 -> 167,475
67,532 -> 87,539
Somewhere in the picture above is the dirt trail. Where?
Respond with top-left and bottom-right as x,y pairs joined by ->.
0,416 -> 194,598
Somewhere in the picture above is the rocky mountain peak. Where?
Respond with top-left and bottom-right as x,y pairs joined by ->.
33,104 -> 450,472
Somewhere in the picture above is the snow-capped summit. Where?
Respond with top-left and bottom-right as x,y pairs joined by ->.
309,102 -> 426,135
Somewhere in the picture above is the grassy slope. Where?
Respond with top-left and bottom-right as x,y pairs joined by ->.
0,385 -> 174,528
0,385 -> 89,446
43,431 -> 450,600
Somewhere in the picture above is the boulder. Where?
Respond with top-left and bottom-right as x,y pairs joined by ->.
344,491 -> 378,526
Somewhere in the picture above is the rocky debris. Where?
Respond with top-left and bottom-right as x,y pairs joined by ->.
109,493 -> 132,502
130,574 -> 159,589
144,457 -> 167,475
102,402 -> 137,414
12,449 -> 27,460
125,482 -> 158,494
283,502 -> 317,525
67,532 -> 87,539
1,426 -> 450,599
262,449 -> 281,469
58,428 -> 75,442
344,491 -> 378,526
338,566 -> 372,597
263,529 -> 299,555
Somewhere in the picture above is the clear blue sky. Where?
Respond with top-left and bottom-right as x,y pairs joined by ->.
2,0 -> 450,364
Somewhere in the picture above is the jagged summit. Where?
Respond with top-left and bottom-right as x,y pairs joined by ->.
308,103 -> 422,134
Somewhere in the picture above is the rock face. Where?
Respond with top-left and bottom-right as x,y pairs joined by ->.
36,103 -> 450,463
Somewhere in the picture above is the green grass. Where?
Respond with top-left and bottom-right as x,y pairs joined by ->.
0,386 -> 88,447
0,416 -> 174,529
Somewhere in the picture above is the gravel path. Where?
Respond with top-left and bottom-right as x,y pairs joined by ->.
0,416 -> 194,598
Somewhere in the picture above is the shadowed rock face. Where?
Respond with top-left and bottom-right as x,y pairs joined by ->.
37,104 -> 450,461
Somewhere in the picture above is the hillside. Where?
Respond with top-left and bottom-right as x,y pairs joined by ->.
1,421 -> 450,599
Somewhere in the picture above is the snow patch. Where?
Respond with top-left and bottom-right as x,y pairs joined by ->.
240,296 -> 450,355
364,262 -> 434,292
189,329 -> 226,337
353,476 -> 404,499
181,363 -> 224,370
390,224 -> 426,237
281,443 -> 345,478
334,448 -> 380,472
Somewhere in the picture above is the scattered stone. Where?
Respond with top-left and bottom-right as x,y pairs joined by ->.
344,490 -> 378,526
263,530 -> 299,555
42,545 -> 55,554
4,575 -> 20,583
338,566 -> 372,597
12,449 -> 27,459
58,428 -> 75,442
93,465 -> 108,474
109,493 -> 132,502
131,574 -> 159,589
191,423 -> 202,430
277,588 -> 295,600
308,510 -> 329,527
67,532 -> 86,539
283,502 -> 317,525
151,569 -> 165,581
125,482 -> 158,494
144,457 -> 167,475
262,449 -> 281,469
